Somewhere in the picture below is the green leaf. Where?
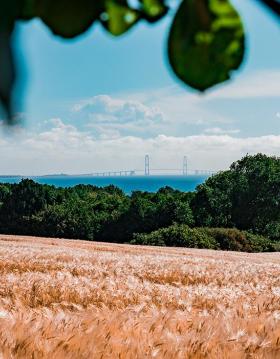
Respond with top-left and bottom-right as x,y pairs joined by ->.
168,0 -> 245,91
140,0 -> 168,22
100,0 -> 140,36
37,0 -> 103,38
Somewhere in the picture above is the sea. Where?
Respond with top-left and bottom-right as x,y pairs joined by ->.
0,175 -> 209,194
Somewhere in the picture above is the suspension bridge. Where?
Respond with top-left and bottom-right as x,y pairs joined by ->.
84,155 -> 217,177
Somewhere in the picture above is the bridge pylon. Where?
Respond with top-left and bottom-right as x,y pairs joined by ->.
183,156 -> 188,176
145,155 -> 150,176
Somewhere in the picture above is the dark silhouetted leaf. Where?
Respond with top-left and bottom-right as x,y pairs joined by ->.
0,1 -> 19,120
18,0 -> 37,20
168,0 -> 245,91
140,0 -> 168,22
100,0 -> 140,36
258,0 -> 280,17
0,33 -> 15,120
37,0 -> 103,38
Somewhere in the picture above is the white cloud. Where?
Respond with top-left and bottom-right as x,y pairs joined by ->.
72,95 -> 164,137
107,70 -> 280,138
1,119 -> 280,175
207,70 -> 280,100
70,91 -> 234,139
203,127 -> 240,135
74,95 -> 163,122
123,87 -> 232,127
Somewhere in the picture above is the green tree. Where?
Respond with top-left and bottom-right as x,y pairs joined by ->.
192,170 -> 234,227
0,179 -> 58,234
0,184 -> 12,206
111,187 -> 194,241
230,154 -> 280,232
33,198 -> 98,239
193,154 -> 280,235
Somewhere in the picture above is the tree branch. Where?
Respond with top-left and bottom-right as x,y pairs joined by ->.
255,0 -> 280,17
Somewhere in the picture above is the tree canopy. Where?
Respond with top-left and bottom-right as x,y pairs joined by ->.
192,153 -> 280,236
0,0 -> 279,122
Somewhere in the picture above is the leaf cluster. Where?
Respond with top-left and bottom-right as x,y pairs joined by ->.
2,0 -> 279,121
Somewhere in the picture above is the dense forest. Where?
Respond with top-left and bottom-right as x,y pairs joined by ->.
1,154 -> 280,252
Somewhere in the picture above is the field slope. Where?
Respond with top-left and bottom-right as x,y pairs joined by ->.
1,235 -> 280,358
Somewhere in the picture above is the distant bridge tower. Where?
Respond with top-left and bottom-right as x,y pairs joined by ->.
145,155 -> 150,176
183,156 -> 188,176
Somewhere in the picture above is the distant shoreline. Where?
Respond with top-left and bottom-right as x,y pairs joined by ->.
0,174 -> 212,178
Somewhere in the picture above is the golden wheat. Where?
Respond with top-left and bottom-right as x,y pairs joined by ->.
0,234 -> 280,358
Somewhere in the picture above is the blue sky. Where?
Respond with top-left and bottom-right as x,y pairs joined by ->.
1,0 -> 279,174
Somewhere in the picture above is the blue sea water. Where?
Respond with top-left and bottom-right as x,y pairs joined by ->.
0,175 -> 209,194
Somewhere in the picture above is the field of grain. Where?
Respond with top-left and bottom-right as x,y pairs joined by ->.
0,235 -> 280,358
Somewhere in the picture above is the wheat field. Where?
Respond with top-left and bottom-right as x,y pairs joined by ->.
0,235 -> 280,358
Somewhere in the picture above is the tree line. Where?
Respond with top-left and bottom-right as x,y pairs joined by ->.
0,153 -> 280,252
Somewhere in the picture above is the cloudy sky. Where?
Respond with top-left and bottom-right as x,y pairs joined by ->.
1,0 -> 279,175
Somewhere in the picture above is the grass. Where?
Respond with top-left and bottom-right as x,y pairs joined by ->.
0,235 -> 280,358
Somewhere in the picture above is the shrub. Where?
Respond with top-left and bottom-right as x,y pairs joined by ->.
131,225 -> 276,252
203,228 -> 274,252
204,228 -> 249,251
246,233 -> 275,252
131,224 -> 218,249
264,221 -> 280,241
